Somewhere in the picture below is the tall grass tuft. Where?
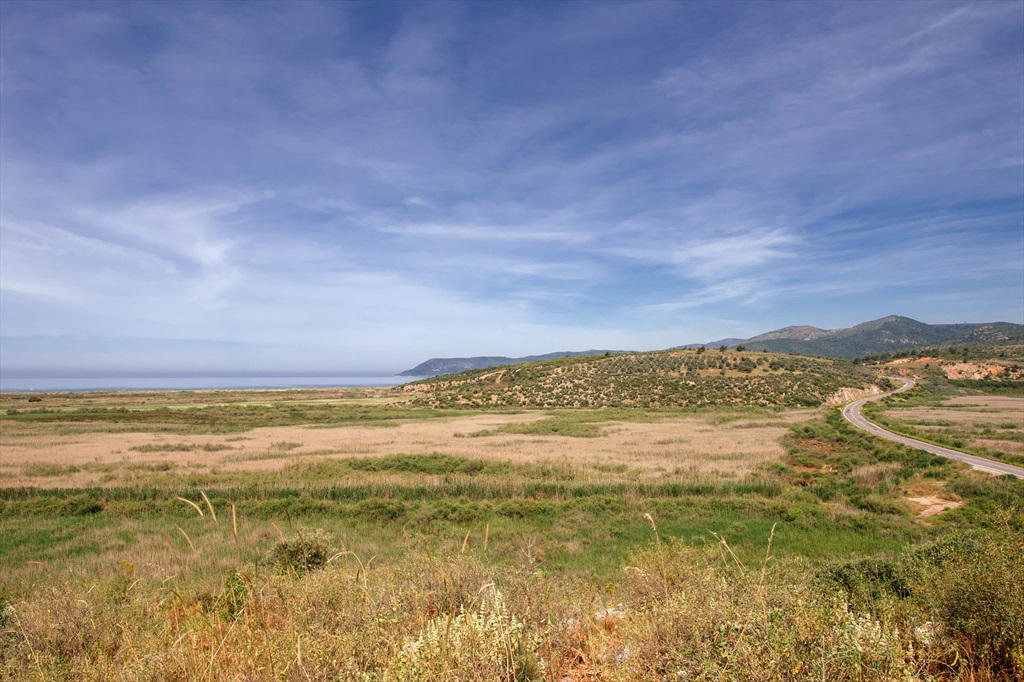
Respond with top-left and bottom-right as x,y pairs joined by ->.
199,490 -> 217,523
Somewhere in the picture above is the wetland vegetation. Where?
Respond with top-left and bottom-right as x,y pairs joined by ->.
1,346 -> 1022,680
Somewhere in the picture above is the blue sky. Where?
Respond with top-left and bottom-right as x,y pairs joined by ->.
1,0 -> 1022,375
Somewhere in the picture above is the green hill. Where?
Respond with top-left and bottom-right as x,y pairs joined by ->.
399,348 -> 881,409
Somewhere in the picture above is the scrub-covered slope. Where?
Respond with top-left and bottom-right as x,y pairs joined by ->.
400,349 -> 882,409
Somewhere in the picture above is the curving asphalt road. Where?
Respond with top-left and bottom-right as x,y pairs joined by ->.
842,377 -> 1024,479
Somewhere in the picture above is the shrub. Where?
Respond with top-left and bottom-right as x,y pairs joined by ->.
220,568 -> 250,617
918,528 -> 1024,676
852,494 -> 906,516
267,528 -> 333,574
355,498 -> 408,522
820,556 -> 915,613
61,494 -> 104,516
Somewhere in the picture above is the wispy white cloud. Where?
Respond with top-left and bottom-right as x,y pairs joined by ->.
634,278 -> 770,313
378,222 -> 588,244
608,229 -> 800,281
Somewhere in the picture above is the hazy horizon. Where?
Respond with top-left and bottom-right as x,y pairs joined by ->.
2,1 -> 1022,375
0,368 -> 410,379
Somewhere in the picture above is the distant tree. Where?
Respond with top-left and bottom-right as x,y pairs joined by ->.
696,346 -> 706,355
736,345 -> 746,352
719,346 -> 727,353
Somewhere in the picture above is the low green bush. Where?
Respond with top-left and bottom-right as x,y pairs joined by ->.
62,494 -> 104,516
267,528 -> 333,574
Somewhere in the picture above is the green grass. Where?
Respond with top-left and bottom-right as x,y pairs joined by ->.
459,406 -> 783,438
20,463 -> 81,477
467,416 -> 605,438
0,401 -> 478,435
0,489 -> 924,586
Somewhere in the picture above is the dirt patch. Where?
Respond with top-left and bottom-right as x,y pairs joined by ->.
906,496 -> 963,518
942,363 -> 1010,380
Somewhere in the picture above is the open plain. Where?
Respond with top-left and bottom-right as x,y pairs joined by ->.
1,400 -> 817,488
1,370 -> 1022,680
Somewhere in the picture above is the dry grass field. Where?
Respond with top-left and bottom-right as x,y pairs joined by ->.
0,406 -> 818,488
0,392 -> 835,589
872,394 -> 1024,461
888,394 -> 1024,420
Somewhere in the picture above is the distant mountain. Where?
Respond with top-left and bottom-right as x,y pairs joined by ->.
674,338 -> 747,350
398,350 -> 626,377
741,316 -> 1024,359
398,317 -> 1024,377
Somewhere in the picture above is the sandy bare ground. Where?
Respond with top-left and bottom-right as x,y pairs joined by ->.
907,496 -> 963,518
0,410 -> 819,488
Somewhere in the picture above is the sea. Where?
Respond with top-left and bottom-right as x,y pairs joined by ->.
0,375 -> 420,393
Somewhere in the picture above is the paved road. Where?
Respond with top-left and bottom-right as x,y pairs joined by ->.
842,378 -> 1024,479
